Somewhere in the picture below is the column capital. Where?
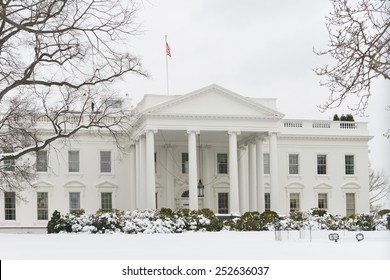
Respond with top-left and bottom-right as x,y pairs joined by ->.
145,129 -> 158,134
228,130 -> 241,136
186,129 -> 200,135
238,144 -> 247,150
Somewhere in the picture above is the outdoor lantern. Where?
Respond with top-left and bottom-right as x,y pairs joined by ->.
197,179 -> 204,197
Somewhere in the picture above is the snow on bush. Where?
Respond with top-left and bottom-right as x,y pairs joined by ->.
47,208 -> 390,234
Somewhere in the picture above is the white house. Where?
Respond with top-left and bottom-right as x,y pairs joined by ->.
0,84 -> 372,232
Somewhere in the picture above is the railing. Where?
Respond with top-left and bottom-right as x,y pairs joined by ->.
284,121 -> 302,128
281,120 -> 367,134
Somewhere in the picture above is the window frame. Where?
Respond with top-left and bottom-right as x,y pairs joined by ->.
264,193 -> 271,211
181,152 -> 189,174
68,150 -> 80,173
101,192 -> 112,212
345,155 -> 355,175
288,154 -> 299,175
37,192 -> 49,220
218,192 -> 229,214
346,193 -> 355,217
217,153 -> 228,174
263,153 -> 270,174
4,192 -> 16,220
69,192 -> 81,214
318,193 -> 328,209
289,193 -> 300,212
100,151 -> 112,173
317,154 -> 327,175
36,150 -> 48,172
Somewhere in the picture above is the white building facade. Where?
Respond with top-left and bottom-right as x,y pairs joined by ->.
0,85 -> 372,232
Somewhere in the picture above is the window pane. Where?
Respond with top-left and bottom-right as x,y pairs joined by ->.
263,153 -> 270,174
264,193 -> 271,211
69,192 -> 80,213
37,151 -> 48,172
68,151 -> 80,172
5,192 -> 16,220
37,192 -> 48,220
182,153 -> 188,174
100,151 -> 111,173
290,193 -> 300,212
345,155 -> 354,175
317,154 -> 327,175
218,193 -> 229,214
101,192 -> 112,211
289,154 -> 299,174
346,193 -> 355,217
217,153 -> 228,174
318,193 -> 328,209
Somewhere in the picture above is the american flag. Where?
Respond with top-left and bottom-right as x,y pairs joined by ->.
166,42 -> 171,57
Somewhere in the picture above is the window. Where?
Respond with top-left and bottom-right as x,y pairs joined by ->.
289,154 -> 299,174
263,153 -> 270,174
105,99 -> 122,109
36,150 -> 48,172
101,192 -> 112,212
265,193 -> 271,211
345,155 -> 355,175
69,192 -> 80,213
5,192 -> 16,220
100,151 -> 111,173
181,153 -> 189,174
346,193 -> 355,217
218,192 -> 229,214
217,153 -> 228,174
3,148 -> 15,172
154,152 -> 157,173
3,158 -> 15,172
317,154 -> 327,175
37,192 -> 48,220
318,193 -> 328,209
68,151 -> 80,172
289,193 -> 300,212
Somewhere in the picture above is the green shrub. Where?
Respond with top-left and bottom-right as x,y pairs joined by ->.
378,209 -> 390,217
236,212 -> 261,231
47,210 -> 71,233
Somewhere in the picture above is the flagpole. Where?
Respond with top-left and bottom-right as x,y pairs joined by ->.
165,35 -> 170,95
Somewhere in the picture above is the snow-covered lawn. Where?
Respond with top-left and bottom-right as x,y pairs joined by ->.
1,230 -> 389,260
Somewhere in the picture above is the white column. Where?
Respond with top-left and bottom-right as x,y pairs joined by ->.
146,130 -> 156,209
201,145 -> 210,209
248,141 -> 257,211
139,135 -> 146,209
269,132 -> 279,213
238,145 -> 249,214
187,130 -> 198,211
129,144 -> 136,210
165,144 -> 175,209
135,140 -> 140,209
228,131 -> 240,215
256,137 -> 265,213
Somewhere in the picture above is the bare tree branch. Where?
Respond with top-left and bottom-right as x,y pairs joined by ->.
314,0 -> 389,115
0,0 -> 146,193
369,169 -> 390,211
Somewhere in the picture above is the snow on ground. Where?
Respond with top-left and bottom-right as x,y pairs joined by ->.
0,230 -> 389,260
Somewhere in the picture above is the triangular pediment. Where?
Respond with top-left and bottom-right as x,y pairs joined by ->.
144,84 -> 284,119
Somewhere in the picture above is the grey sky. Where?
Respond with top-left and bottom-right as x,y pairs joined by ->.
114,0 -> 389,185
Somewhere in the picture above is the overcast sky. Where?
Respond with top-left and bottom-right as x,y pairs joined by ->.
114,0 -> 389,187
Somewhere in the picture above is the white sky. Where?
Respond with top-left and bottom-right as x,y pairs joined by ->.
114,0 -> 389,180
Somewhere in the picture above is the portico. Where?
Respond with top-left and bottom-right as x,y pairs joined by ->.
130,84 -> 284,214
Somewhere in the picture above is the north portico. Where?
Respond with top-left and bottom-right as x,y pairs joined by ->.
130,84 -> 287,214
